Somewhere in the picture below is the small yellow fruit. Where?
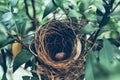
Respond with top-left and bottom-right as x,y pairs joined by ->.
12,36 -> 22,59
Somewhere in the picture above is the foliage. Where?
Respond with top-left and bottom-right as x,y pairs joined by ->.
0,0 -> 120,80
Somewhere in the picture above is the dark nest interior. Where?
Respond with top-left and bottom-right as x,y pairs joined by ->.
34,20 -> 85,80
44,21 -> 75,61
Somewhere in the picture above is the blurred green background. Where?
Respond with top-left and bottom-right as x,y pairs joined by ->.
0,0 -> 120,80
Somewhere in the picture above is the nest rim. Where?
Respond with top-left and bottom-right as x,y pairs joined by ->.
34,20 -> 83,70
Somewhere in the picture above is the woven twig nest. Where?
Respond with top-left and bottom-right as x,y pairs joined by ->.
34,20 -> 85,80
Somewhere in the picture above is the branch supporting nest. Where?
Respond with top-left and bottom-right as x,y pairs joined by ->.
34,20 -> 85,80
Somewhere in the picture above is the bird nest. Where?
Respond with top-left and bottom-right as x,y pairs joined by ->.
34,20 -> 85,80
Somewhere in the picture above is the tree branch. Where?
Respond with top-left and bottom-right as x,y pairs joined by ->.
31,0 -> 36,19
24,0 -> 33,20
91,1 -> 120,45
31,0 -> 38,29
24,0 -> 38,29
88,1 -> 113,48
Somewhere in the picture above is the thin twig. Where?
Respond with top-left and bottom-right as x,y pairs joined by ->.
24,0 -> 38,29
31,0 -> 36,19
31,0 -> 38,29
24,0 -> 33,20
88,31 -> 96,41
81,37 -> 102,48
29,40 -> 37,57
7,31 -> 29,50
111,1 -> 120,13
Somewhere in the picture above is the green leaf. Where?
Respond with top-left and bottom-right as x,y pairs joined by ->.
79,0 -> 93,14
80,22 -> 99,34
68,9 -> 81,19
85,51 -> 97,80
1,12 -> 13,22
94,1 -> 105,14
110,5 -> 120,18
108,38 -> 120,47
0,8 -> 8,14
23,33 -> 34,44
13,50 -> 33,72
31,77 -> 39,80
110,31 -> 119,39
10,0 -> 19,7
53,0 -> 64,9
0,24 -> 8,47
53,0 -> 61,7
99,39 -> 114,67
42,0 -> 58,19
22,76 -> 31,80
0,33 -> 7,45
15,19 -> 27,36
90,39 -> 120,80
0,37 -> 15,48
23,76 -> 39,80
31,72 -> 39,79
23,21 -> 34,35
0,24 -> 15,48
